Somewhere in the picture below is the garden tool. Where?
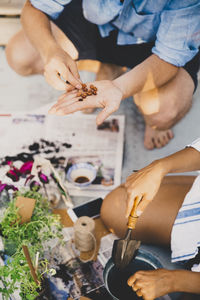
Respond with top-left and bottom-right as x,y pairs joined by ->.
112,196 -> 142,269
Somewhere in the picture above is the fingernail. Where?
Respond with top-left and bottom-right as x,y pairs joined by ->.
76,84 -> 82,89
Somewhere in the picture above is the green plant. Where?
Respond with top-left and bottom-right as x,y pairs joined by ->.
0,189 -> 63,300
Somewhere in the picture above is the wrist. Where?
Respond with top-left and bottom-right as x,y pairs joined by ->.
169,270 -> 183,293
112,78 -> 127,100
40,41 -> 61,63
172,270 -> 193,293
111,80 -> 124,100
151,159 -> 169,178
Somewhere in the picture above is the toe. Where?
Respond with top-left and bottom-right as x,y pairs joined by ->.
153,137 -> 163,148
159,133 -> 169,147
144,138 -> 154,150
167,129 -> 174,139
144,125 -> 155,149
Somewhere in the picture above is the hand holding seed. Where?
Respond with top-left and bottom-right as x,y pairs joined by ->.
48,80 -> 123,125
77,84 -> 98,101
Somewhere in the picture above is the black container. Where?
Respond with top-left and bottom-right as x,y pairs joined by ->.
103,248 -> 163,300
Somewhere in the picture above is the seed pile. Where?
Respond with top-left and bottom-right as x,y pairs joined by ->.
77,84 -> 98,101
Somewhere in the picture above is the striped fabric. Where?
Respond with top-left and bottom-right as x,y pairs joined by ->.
187,137 -> 200,152
171,175 -> 200,263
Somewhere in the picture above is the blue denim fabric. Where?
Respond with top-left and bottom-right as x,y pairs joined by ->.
30,0 -> 200,66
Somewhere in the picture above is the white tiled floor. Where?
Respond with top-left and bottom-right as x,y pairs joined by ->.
0,47 -> 200,183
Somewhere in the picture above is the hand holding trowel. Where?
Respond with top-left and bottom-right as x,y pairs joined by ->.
112,196 -> 142,269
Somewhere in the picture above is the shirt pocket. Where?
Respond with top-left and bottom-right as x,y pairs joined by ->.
117,9 -> 160,42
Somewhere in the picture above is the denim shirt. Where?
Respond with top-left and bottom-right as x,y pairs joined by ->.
30,0 -> 200,67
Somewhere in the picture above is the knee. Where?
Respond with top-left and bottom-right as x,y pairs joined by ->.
6,35 -> 33,76
101,185 -> 127,237
137,88 -> 192,130
148,108 -> 178,130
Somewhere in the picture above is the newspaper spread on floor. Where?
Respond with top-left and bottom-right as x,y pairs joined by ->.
0,113 -> 124,198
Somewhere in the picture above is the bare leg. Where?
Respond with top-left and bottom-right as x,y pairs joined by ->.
5,22 -> 78,76
101,176 -> 195,245
6,22 -> 124,82
134,68 -> 194,149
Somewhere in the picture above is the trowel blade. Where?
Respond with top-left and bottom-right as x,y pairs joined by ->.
112,239 -> 141,269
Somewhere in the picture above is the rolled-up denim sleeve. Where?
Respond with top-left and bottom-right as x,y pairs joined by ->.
187,138 -> 200,152
30,0 -> 72,19
152,1 -> 200,67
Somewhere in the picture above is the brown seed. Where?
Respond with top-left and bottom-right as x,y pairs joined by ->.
81,93 -> 87,98
83,87 -> 88,92
82,83 -> 86,88
93,86 -> 97,91
90,84 -> 95,89
87,91 -> 93,96
78,98 -> 83,101
92,90 -> 97,95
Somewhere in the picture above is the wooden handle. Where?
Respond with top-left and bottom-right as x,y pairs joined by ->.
127,196 -> 141,229
22,245 -> 40,285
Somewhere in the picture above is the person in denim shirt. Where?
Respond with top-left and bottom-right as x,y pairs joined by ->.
6,0 -> 200,149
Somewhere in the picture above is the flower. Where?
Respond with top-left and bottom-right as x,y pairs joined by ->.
0,181 -> 18,193
19,161 -> 33,175
38,172 -> 49,184
30,180 -> 40,191
0,183 -> 7,193
25,174 -> 34,185
6,168 -> 20,182
48,268 -> 56,276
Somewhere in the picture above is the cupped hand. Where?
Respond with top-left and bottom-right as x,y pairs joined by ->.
48,80 -> 123,125
127,269 -> 175,300
125,161 -> 165,218
44,46 -> 82,91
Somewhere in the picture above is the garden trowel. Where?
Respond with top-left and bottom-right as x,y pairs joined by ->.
112,196 -> 141,269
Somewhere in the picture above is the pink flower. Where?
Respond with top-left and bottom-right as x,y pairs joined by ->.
38,172 -> 49,184
0,181 -> 18,193
30,180 -> 40,191
19,161 -> 33,175
6,169 -> 20,182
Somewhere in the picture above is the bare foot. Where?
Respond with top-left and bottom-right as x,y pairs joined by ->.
83,63 -> 126,114
144,124 -> 174,149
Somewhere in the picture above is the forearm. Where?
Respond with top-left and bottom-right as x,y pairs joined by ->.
21,0 -> 58,61
155,147 -> 200,177
113,54 -> 178,99
172,270 -> 200,294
